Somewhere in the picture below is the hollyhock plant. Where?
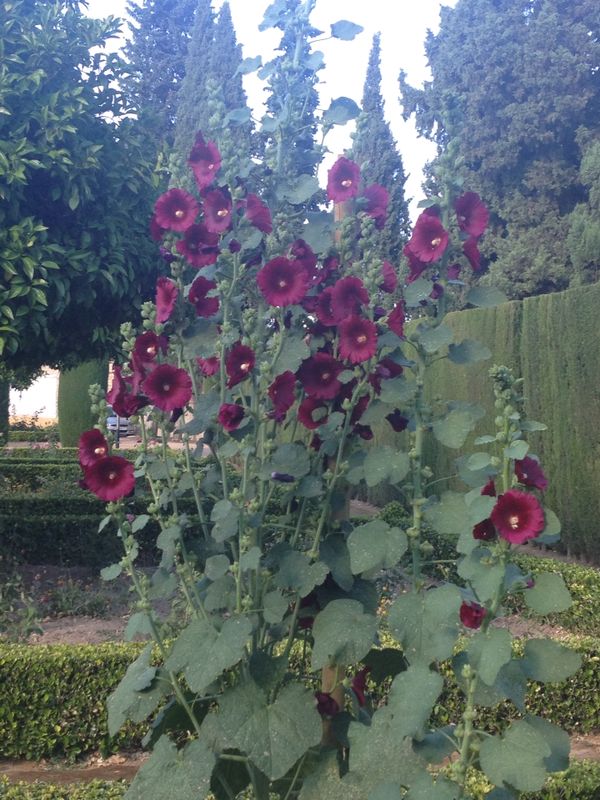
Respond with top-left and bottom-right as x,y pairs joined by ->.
327,156 -> 360,202
197,356 -> 219,377
133,332 -> 167,364
225,342 -> 255,388
380,261 -> 397,293
362,184 -> 389,229
447,263 -> 462,281
149,215 -> 165,242
455,191 -> 489,237
297,353 -> 343,400
386,410 -> 409,433
203,188 -> 233,233
404,244 -> 428,284
338,316 -> 377,364
257,257 -> 308,307
245,193 -> 273,233
387,302 -> 405,338
176,223 -> 220,268
155,277 -> 179,324
515,456 -> 548,491
463,237 -> 482,271
154,188 -> 199,232
188,134 -> 221,189
298,396 -> 328,429
351,667 -> 371,707
78,429 -> 109,467
107,366 -> 147,418
331,276 -> 369,321
142,364 -> 192,412
83,455 -> 135,502
406,212 -> 449,263
315,692 -> 340,718
188,276 -> 219,317
218,403 -> 245,432
268,371 -> 296,419
315,287 -> 337,326
473,518 -> 496,541
460,601 -> 487,630
490,489 -> 545,544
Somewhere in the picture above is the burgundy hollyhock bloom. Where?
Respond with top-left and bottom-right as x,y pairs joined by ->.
133,332 -> 168,365
338,316 -> 377,364
430,283 -> 444,300
154,188 -> 199,232
79,429 -> 109,467
107,366 -> 147,418
245,193 -> 272,233
481,479 -> 496,497
331,276 -> 369,321
156,277 -> 179,324
447,263 -> 462,281
84,455 -> 135,502
321,254 -> 340,282
490,489 -> 545,545
189,276 -> 219,317
268,371 -> 296,420
460,601 -> 486,630
315,692 -> 340,718
354,423 -> 373,440
463,237 -> 482,271
315,287 -> 337,326
188,134 -> 221,190
327,156 -> 361,202
351,667 -> 371,707
298,396 -> 329,429
515,457 -> 548,491
386,410 -> 409,433
362,184 -> 389,229
455,192 -> 489,237
176,223 -> 219,268
473,518 -> 496,541
290,239 -> 318,285
387,302 -> 405,338
257,257 -> 308,307
298,353 -> 343,400
380,261 -> 397,293
197,356 -> 219,377
203,188 -> 233,233
142,364 -> 192,412
406,212 -> 449,263
404,244 -> 428,284
149,215 -> 165,242
225,342 -> 255,388
369,357 -> 404,394
218,403 -> 245,432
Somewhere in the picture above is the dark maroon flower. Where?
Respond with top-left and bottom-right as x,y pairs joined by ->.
298,353 -> 343,400
257,257 -> 308,307
315,287 -> 337,326
107,366 -> 147,418
331,276 -> 369,321
133,332 -> 168,365
404,244 -> 428,284
354,423 -> 373,440
197,356 -> 220,377
229,239 -> 241,253
298,396 -> 329,429
369,357 -> 403,394
271,472 -> 295,483
362,184 -> 389,229
447,263 -> 462,281
79,429 -> 109,467
386,410 -> 409,433
154,188 -> 199,232
188,134 -> 221,190
142,364 -> 193,412
473,518 -> 496,541
321,255 -> 340,282
339,316 -> 377,364
149,215 -> 165,242
268,371 -> 296,420
189,275 -> 219,317
481,480 -> 496,497
203,188 -> 233,233
380,261 -> 397,294
406,212 -> 449,263
463,237 -> 482,271
455,192 -> 489,237
460,601 -> 486,630
315,691 -> 340,718
176,223 -> 220,268
351,667 -> 371,707
387,302 -> 405,338
430,283 -> 444,300
327,156 -> 361,202
245,193 -> 272,233
515,457 -> 548,491
226,342 -> 255,388
84,455 -> 135,502
156,277 -> 179,324
218,403 -> 245,432
490,489 -> 545,545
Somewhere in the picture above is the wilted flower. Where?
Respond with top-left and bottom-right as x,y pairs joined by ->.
188,275 -> 219,317
107,366 -> 147,418
386,410 -> 409,432
268,371 -> 296,420
298,396 -> 329,429
362,184 -> 389,228
490,489 -> 545,544
351,667 -> 371,707
327,156 -> 361,202
245,193 -> 272,233
473,519 -> 496,541
380,261 -> 397,293
218,403 -> 245,432
315,691 -> 340,718
387,302 -> 405,338
149,215 -> 165,242
197,356 -> 220,377
463,237 -> 481,271
154,188 -> 199,232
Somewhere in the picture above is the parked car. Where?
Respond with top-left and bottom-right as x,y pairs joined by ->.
106,407 -> 135,436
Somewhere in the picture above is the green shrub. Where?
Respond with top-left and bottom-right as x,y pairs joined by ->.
0,462 -> 83,492
463,760 -> 600,800
0,447 -> 79,460
7,429 -> 59,443
0,778 -> 127,799
57,360 -> 109,448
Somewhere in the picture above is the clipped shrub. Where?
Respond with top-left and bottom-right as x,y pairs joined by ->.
0,447 -> 79,460
0,779 -> 127,799
58,360 -> 109,448
0,462 -> 83,492
464,761 -> 600,800
7,430 -> 59,443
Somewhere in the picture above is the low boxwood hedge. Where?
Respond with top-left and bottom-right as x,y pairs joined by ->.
0,779 -> 128,799
0,447 -> 79,460
7,430 -> 59,443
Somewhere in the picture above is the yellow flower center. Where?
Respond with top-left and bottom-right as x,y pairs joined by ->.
207,163 -> 215,170
217,208 -> 228,218
147,346 -> 157,357
341,179 -> 352,188
94,446 -> 106,456
431,237 -> 442,247
357,334 -> 367,344
175,209 -> 185,218
278,279 -> 288,288
108,471 -> 117,481
241,362 -> 250,372
163,383 -> 171,392
509,514 -> 520,530
322,372 -> 330,381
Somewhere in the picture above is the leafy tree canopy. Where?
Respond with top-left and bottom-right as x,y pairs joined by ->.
0,0 -> 162,372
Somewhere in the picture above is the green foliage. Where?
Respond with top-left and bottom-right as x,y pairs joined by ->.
400,0 -> 600,298
0,780 -> 128,800
0,380 -> 8,446
58,360 -> 109,447
0,0 -> 162,371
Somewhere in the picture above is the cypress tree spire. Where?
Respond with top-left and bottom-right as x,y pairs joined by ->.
352,33 -> 411,262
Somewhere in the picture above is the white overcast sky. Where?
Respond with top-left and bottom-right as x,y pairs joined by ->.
85,0 -> 456,212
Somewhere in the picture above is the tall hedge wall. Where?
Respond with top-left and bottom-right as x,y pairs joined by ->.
58,360 -> 108,448
421,282 -> 600,561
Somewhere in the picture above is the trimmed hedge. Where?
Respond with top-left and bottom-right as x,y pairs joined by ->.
7,430 -> 58,442
0,447 -> 79,460
0,779 -> 128,799
0,462 -> 83,491
58,360 -> 108,448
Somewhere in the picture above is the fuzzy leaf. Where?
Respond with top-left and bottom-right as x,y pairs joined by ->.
504,440 -> 529,460
479,720 -> 551,792
311,599 -> 377,669
263,590 -> 289,624
322,96 -> 360,126
274,550 -> 329,597
348,520 -> 407,574
107,644 -> 166,736
467,628 -> 513,686
125,735 -> 215,800
273,335 -> 310,374
433,403 -> 485,448
448,339 -> 492,364
210,499 -> 240,542
379,375 -> 417,405
236,55 -> 262,75
416,322 -> 453,354
302,211 -> 334,253
281,174 -> 320,204
525,572 -> 572,614
404,278 -> 432,306
522,638 -> 581,683
363,446 -> 410,487
330,20 -> 364,40
424,491 -> 467,535
180,390 -> 220,434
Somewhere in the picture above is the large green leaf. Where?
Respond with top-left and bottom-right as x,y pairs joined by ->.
181,391 -> 220,435
165,616 -> 252,694
311,599 -> 377,669
348,520 -> 407,574
273,335 -> 310,374
404,278 -> 432,307
210,500 -> 240,542
424,491 -> 467,536
280,174 -> 320,204
458,548 -> 505,602
379,375 -> 417,405
274,550 -> 329,597
322,96 -> 360,126
302,211 -> 334,253
432,403 -> 485,448
363,447 -> 410,487
404,773 -> 460,800
107,644 -> 167,737
125,735 -> 215,800
522,638 -> 581,683
416,322 -> 453,354
216,681 -> 321,780
330,20 -> 364,40
467,628 -> 512,686
448,340 -> 492,365
466,286 -> 508,308
262,443 -> 310,480
525,715 -> 570,773
524,572 -> 572,614
479,720 -> 551,792
388,585 -> 461,665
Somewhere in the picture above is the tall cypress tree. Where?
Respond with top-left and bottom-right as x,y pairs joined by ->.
352,33 -> 411,262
